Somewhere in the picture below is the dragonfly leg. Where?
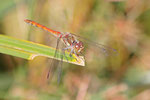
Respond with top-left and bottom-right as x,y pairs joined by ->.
63,46 -> 73,57
63,46 -> 78,61
71,49 -> 80,62
73,49 -> 85,63
69,48 -> 74,57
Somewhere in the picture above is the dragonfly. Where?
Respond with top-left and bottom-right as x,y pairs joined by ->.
24,19 -> 117,83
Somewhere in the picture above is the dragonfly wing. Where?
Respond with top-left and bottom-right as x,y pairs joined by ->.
91,41 -> 117,56
47,38 -> 61,83
71,33 -> 117,56
57,50 -> 64,84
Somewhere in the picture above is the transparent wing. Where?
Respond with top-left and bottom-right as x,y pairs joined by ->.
71,33 -> 118,56
47,37 -> 66,84
57,49 -> 64,84
47,38 -> 61,83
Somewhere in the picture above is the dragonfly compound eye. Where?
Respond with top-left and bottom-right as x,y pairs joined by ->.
79,41 -> 84,47
77,41 -> 84,53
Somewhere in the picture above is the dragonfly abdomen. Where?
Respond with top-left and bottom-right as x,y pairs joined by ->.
24,19 -> 62,37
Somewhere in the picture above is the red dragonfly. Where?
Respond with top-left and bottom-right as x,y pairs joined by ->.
24,19 -> 117,83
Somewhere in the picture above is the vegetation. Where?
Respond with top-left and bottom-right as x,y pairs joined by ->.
0,0 -> 150,100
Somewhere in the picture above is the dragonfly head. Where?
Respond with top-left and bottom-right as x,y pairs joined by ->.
75,41 -> 84,54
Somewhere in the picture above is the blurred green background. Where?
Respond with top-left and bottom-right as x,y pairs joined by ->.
0,0 -> 150,100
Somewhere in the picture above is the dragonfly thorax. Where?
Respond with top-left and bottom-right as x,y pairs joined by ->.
62,33 -> 84,55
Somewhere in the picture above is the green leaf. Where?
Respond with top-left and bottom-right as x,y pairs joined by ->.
0,35 -> 85,66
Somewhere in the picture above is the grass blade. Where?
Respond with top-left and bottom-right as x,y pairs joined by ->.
0,35 -> 85,66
